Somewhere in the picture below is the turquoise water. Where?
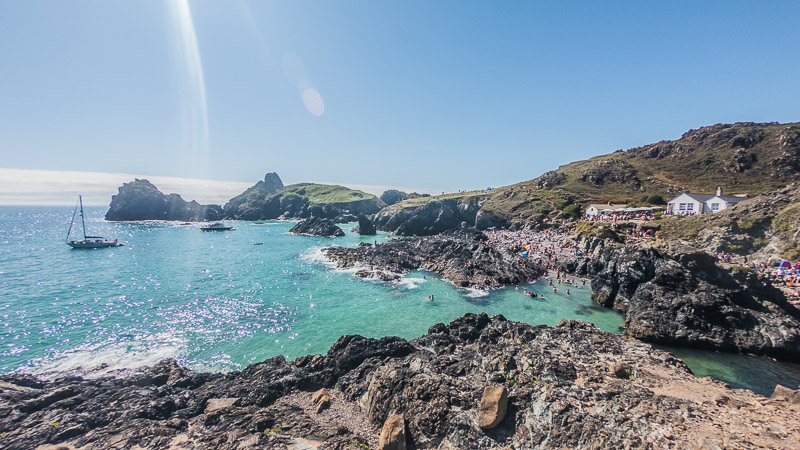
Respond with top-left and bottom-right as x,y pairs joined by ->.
1,206 -> 798,396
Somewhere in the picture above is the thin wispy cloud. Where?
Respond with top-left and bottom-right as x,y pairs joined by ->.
0,168 -> 443,206
0,168 -> 251,206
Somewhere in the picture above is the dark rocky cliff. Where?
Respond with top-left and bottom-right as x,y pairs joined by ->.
222,172 -> 285,219
373,195 -> 486,236
105,179 -> 222,222
562,237 -> 800,360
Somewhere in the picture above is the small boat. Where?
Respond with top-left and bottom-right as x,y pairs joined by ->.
66,196 -> 123,249
200,222 -> 235,231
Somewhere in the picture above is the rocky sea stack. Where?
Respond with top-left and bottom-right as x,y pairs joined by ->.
353,213 -> 376,235
105,179 -> 222,222
289,217 -> 345,237
2,314 -> 798,449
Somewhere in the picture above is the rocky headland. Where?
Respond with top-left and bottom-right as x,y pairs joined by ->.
323,229 -> 543,288
105,179 -> 223,222
221,172 -> 285,220
562,236 -> 800,361
289,217 -> 345,237
223,181 -> 385,223
374,121 -> 800,234
2,314 -> 799,449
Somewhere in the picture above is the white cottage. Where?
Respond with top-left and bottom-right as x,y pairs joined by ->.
585,203 -> 628,217
666,188 -> 747,215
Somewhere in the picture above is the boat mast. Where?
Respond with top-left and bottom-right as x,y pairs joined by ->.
79,195 -> 87,240
66,199 -> 78,242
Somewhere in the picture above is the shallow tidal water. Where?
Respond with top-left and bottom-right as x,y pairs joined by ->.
1,206 -> 798,396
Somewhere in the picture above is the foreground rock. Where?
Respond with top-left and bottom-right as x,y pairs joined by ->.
105,179 -> 223,222
323,229 -> 544,288
563,237 -> 800,361
3,314 -> 799,449
289,217 -> 345,237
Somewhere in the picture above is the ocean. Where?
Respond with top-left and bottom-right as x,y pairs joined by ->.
1,206 -> 798,396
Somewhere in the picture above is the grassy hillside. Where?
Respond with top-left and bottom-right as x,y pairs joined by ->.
479,122 -> 800,226
376,122 -> 800,230
273,183 -> 377,205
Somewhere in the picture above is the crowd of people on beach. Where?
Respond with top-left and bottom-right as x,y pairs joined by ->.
584,212 -> 657,222
483,225 -> 591,274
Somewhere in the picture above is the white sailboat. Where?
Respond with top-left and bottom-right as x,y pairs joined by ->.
66,196 -> 123,249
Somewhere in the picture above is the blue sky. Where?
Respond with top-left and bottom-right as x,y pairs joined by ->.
2,1 -> 799,202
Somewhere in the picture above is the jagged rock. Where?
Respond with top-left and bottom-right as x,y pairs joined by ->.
377,414 -> 406,450
379,190 -> 428,206
311,389 -> 331,413
289,217 -> 345,237
323,229 -> 544,289
222,173 -> 285,220
373,196 -> 486,236
771,385 -> 800,405
105,179 -> 222,222
2,314 -> 800,449
477,386 -> 507,429
563,239 -> 800,361
205,397 -> 239,414
353,214 -> 377,235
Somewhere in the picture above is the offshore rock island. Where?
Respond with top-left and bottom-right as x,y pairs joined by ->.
3,314 -> 800,449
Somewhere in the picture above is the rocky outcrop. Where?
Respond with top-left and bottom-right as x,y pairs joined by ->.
289,217 -> 345,237
379,190 -> 429,206
3,314 -> 799,449
373,196 -> 486,236
224,181 -> 385,222
222,173 -> 284,219
323,229 -> 544,288
105,179 -> 222,222
353,213 -> 377,235
563,238 -> 800,361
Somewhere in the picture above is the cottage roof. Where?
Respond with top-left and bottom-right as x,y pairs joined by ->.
587,203 -> 628,210
669,193 -> 749,203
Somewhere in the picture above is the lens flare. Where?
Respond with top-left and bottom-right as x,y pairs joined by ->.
302,88 -> 325,117
169,0 -> 210,175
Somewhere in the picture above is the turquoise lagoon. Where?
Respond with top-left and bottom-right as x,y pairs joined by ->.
0,206 -> 798,396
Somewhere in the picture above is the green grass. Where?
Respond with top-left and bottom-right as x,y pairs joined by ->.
271,183 -> 377,205
474,122 -> 800,225
398,190 -> 492,206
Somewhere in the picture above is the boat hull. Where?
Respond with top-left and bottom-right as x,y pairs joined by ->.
200,227 -> 234,231
67,240 -> 122,249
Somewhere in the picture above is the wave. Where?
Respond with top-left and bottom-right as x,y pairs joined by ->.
18,332 -> 188,380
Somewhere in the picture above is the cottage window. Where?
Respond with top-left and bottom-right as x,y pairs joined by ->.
678,203 -> 693,211
710,203 -> 720,211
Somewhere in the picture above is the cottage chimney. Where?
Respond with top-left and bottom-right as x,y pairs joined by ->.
716,186 -> 722,196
